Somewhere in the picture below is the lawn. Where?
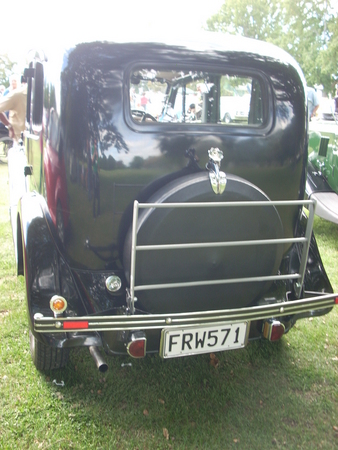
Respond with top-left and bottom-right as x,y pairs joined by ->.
0,162 -> 338,449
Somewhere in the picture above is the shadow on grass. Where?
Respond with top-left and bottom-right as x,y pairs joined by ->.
34,336 -> 323,448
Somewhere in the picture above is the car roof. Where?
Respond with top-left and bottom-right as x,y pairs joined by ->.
73,31 -> 294,62
38,31 -> 305,90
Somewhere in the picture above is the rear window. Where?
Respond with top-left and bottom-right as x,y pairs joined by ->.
129,68 -> 267,127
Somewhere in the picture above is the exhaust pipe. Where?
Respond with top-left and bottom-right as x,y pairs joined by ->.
89,346 -> 108,372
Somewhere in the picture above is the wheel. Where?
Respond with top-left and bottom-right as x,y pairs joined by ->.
29,330 -> 69,370
131,109 -> 157,122
56,201 -> 65,244
123,173 -> 284,314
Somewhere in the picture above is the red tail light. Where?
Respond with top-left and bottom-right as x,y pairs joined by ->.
127,332 -> 147,358
262,320 -> 285,341
63,321 -> 89,330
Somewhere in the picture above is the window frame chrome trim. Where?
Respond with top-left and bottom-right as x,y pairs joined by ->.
124,62 -> 274,136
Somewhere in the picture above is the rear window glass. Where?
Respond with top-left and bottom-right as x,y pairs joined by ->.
129,68 -> 267,127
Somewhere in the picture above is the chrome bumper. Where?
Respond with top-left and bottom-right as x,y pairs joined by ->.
34,292 -> 337,333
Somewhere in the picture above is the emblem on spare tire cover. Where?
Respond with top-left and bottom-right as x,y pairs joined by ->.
206,148 -> 227,194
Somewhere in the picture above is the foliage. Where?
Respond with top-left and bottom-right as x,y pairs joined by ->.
319,16 -> 338,90
206,0 -> 338,93
0,54 -> 17,88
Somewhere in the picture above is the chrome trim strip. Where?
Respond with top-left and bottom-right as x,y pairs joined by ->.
34,292 -> 337,333
134,274 -> 300,292
296,199 -> 315,297
139,200 -> 314,208
129,200 -> 139,313
136,237 -> 307,251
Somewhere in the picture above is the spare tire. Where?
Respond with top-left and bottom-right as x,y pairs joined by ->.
123,172 -> 284,314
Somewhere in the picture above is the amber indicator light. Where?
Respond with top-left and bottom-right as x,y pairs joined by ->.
50,295 -> 67,314
53,299 -> 65,311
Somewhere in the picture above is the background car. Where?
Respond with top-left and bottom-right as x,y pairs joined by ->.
220,93 -> 250,123
307,113 -> 338,224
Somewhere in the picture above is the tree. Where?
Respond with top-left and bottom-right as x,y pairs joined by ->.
206,0 -> 338,93
0,54 -> 17,88
319,14 -> 338,90
206,0 -> 283,41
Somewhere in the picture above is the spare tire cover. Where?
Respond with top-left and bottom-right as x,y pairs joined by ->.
123,172 -> 284,314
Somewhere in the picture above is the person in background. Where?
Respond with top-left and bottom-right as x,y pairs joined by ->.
140,92 -> 148,111
2,74 -> 19,97
0,73 -> 21,136
0,76 -> 27,141
334,89 -> 338,115
307,86 -> 320,121
0,85 -> 6,134
187,103 -> 197,121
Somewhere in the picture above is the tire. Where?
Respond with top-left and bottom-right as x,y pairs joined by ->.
29,330 -> 69,371
123,172 -> 284,314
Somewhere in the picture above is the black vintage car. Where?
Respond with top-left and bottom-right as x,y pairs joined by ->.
8,33 -> 337,372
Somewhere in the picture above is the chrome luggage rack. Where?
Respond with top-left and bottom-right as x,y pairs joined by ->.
128,199 -> 316,314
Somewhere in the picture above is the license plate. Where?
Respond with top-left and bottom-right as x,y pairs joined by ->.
160,322 -> 249,359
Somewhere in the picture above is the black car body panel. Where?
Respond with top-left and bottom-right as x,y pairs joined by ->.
8,33 -> 337,369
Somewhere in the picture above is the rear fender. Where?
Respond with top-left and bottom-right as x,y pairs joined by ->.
17,192 -> 87,346
18,192 -> 61,324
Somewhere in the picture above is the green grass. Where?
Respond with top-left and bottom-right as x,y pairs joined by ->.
1,162 -> 338,449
